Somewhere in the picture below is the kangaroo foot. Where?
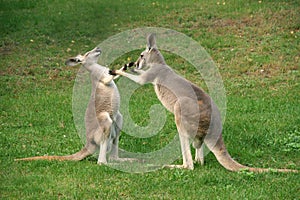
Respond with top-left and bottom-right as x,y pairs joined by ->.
163,164 -> 194,170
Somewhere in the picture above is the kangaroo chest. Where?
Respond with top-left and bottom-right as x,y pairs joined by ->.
154,84 -> 177,113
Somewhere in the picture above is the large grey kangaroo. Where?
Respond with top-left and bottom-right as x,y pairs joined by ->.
16,47 -> 126,165
110,34 -> 298,172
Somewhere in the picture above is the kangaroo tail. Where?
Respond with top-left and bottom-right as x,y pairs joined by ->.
207,135 -> 298,173
15,147 -> 92,162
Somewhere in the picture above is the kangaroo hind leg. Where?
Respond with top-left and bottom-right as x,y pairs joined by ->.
109,112 -> 138,163
109,111 -> 122,160
164,98 -> 200,170
95,112 -> 113,165
193,136 -> 205,165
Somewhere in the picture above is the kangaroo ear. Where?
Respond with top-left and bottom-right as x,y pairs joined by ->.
65,56 -> 83,66
147,33 -> 157,49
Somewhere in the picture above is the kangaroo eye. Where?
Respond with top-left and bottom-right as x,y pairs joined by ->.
140,54 -> 144,58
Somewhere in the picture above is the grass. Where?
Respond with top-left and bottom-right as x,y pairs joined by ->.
1,0 -> 299,199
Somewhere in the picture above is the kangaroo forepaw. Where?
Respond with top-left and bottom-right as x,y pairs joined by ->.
109,69 -> 117,76
123,62 -> 135,71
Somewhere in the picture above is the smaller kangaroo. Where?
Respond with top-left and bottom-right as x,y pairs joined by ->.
110,34 -> 298,172
16,47 -> 126,165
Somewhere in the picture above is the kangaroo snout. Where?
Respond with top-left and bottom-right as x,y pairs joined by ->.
94,47 -> 102,53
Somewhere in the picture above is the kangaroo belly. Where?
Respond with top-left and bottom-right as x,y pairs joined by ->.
155,82 -> 213,138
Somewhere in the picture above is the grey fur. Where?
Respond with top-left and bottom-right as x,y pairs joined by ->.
16,47 -> 126,164
112,34 -> 298,172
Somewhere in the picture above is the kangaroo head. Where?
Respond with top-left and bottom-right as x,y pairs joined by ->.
135,34 -> 165,69
65,47 -> 102,67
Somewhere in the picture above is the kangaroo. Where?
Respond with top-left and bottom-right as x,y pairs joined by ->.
110,34 -> 298,172
16,47 -> 126,165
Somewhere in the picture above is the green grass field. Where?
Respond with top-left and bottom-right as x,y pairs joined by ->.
1,0 -> 299,199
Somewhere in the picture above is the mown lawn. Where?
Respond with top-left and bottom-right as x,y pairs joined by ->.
1,0 -> 299,199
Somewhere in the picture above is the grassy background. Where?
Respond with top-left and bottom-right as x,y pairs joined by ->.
1,0 -> 299,199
